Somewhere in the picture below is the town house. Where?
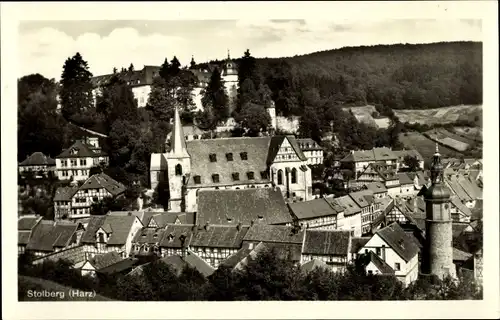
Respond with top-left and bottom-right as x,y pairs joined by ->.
358,223 -> 420,287
398,172 -> 416,199
340,147 -> 398,179
348,189 -> 383,235
18,215 -> 43,255
18,152 -> 56,177
53,186 -> 78,220
288,197 -> 342,230
301,229 -> 352,273
24,220 -> 84,257
158,224 -> 196,257
326,195 -> 362,237
146,211 -> 196,228
69,173 -> 126,219
355,162 -> 401,196
131,228 -> 167,257
55,140 -> 109,181
80,214 -> 143,258
296,138 -> 324,165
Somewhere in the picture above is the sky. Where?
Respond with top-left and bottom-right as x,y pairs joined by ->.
18,19 -> 482,81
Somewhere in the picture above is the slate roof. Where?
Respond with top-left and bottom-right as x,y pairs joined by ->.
393,149 -> 424,162
26,221 -> 79,252
450,197 -> 472,217
148,212 -> 196,228
296,138 -> 323,151
350,237 -> 371,253
375,223 -> 420,262
243,225 -> 304,244
197,188 -> 293,226
19,152 -> 56,166
365,182 -> 387,194
330,196 -> 361,216
445,174 -> 482,201
288,198 -> 340,220
368,251 -> 395,275
182,250 -> 216,277
302,229 -> 351,256
190,225 -> 249,248
132,228 -> 167,244
56,140 -> 106,159
159,224 -> 195,248
18,231 -> 32,245
185,136 -> 306,187
452,223 -> 470,238
220,243 -> 253,268
18,216 -> 42,230
98,258 -> 139,275
78,173 -> 126,197
301,259 -> 330,273
398,172 -> 414,185
89,251 -> 124,270
91,65 -> 161,88
54,186 -> 78,202
81,215 -> 138,245
108,210 -> 157,226
348,189 -> 375,208
340,147 -> 397,162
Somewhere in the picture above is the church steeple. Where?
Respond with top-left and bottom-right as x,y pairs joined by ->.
168,106 -> 189,158
430,142 -> 444,184
227,49 -> 231,60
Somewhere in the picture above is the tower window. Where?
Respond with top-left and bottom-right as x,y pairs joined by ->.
240,152 -> 248,160
247,171 -> 255,180
260,171 -> 269,179
212,174 -> 220,183
232,173 -> 240,181
175,164 -> 182,176
209,153 -> 217,162
226,153 -> 233,161
194,175 -> 201,184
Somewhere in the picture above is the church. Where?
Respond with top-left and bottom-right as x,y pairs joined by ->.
150,106 -> 313,213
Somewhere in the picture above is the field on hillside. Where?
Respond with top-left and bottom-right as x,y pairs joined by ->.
18,276 -> 112,301
424,129 -> 470,152
394,105 -> 482,125
343,105 -> 391,129
399,132 -> 463,163
452,126 -> 483,143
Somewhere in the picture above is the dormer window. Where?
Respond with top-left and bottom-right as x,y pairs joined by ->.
232,173 -> 240,181
212,174 -> 220,183
209,153 -> 217,162
97,232 -> 105,243
247,171 -> 255,180
240,152 -> 248,160
226,153 -> 233,161
194,175 -> 201,184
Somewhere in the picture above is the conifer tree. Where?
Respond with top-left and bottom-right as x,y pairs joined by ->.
201,67 -> 229,124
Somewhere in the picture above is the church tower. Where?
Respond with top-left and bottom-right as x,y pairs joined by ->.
422,144 -> 456,279
166,105 -> 191,212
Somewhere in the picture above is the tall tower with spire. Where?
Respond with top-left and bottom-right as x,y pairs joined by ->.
422,143 -> 456,279
165,106 -> 191,212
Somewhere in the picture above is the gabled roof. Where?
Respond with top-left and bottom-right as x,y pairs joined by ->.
359,162 -> 399,182
89,251 -> 124,270
348,190 -> 375,208
182,250 -> 216,277
243,225 -> 304,244
25,221 -> 79,252
78,173 -> 126,197
301,259 -> 330,273
330,196 -> 361,216
19,152 -> 56,166
375,223 -> 420,262
365,182 -> 387,194
159,224 -> 195,248
190,225 -> 249,248
91,65 -> 161,88
18,216 -> 42,231
340,147 -> 397,162
302,229 -> 351,256
80,215 -> 139,245
220,243 -> 254,269
197,188 -> 293,226
132,228 -> 166,245
108,210 -> 157,226
288,198 -> 340,220
19,230 -> 32,245
56,140 -> 105,158
398,172 -> 414,185
296,138 -> 323,151
148,212 -> 196,228
367,251 -> 395,275
97,258 -> 139,275
350,237 -> 371,253
54,186 -> 78,202
450,197 -> 472,217
453,247 -> 473,262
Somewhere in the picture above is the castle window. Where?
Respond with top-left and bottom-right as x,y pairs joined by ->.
212,174 -> 220,183
247,171 -> 255,180
175,164 -> 182,176
291,168 -> 297,184
232,173 -> 240,181
226,153 -> 234,161
194,175 -> 201,184
277,169 -> 283,185
240,152 -> 248,160
209,153 -> 217,162
260,171 -> 269,179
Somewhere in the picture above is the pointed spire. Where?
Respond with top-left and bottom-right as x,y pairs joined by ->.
168,106 -> 188,158
435,141 -> 440,156
227,49 -> 231,60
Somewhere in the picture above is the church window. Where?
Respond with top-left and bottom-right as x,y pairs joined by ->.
291,168 -> 297,184
232,173 -> 240,181
277,170 -> 283,185
260,171 -> 269,179
212,174 -> 220,183
175,164 -> 182,176
226,153 -> 234,161
240,152 -> 248,160
209,154 -> 217,162
247,171 -> 255,180
194,175 -> 201,184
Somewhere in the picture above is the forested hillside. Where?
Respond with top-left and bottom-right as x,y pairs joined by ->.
201,41 -> 482,116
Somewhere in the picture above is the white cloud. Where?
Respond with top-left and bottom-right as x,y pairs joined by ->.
18,20 -> 482,81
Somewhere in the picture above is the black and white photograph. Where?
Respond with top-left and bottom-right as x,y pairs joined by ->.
2,1 -> 498,319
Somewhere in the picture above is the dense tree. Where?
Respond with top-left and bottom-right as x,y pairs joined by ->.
237,49 -> 261,109
237,78 -> 260,110
201,67 -> 229,123
234,103 -> 271,136
402,155 -> 421,172
59,52 -> 94,120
